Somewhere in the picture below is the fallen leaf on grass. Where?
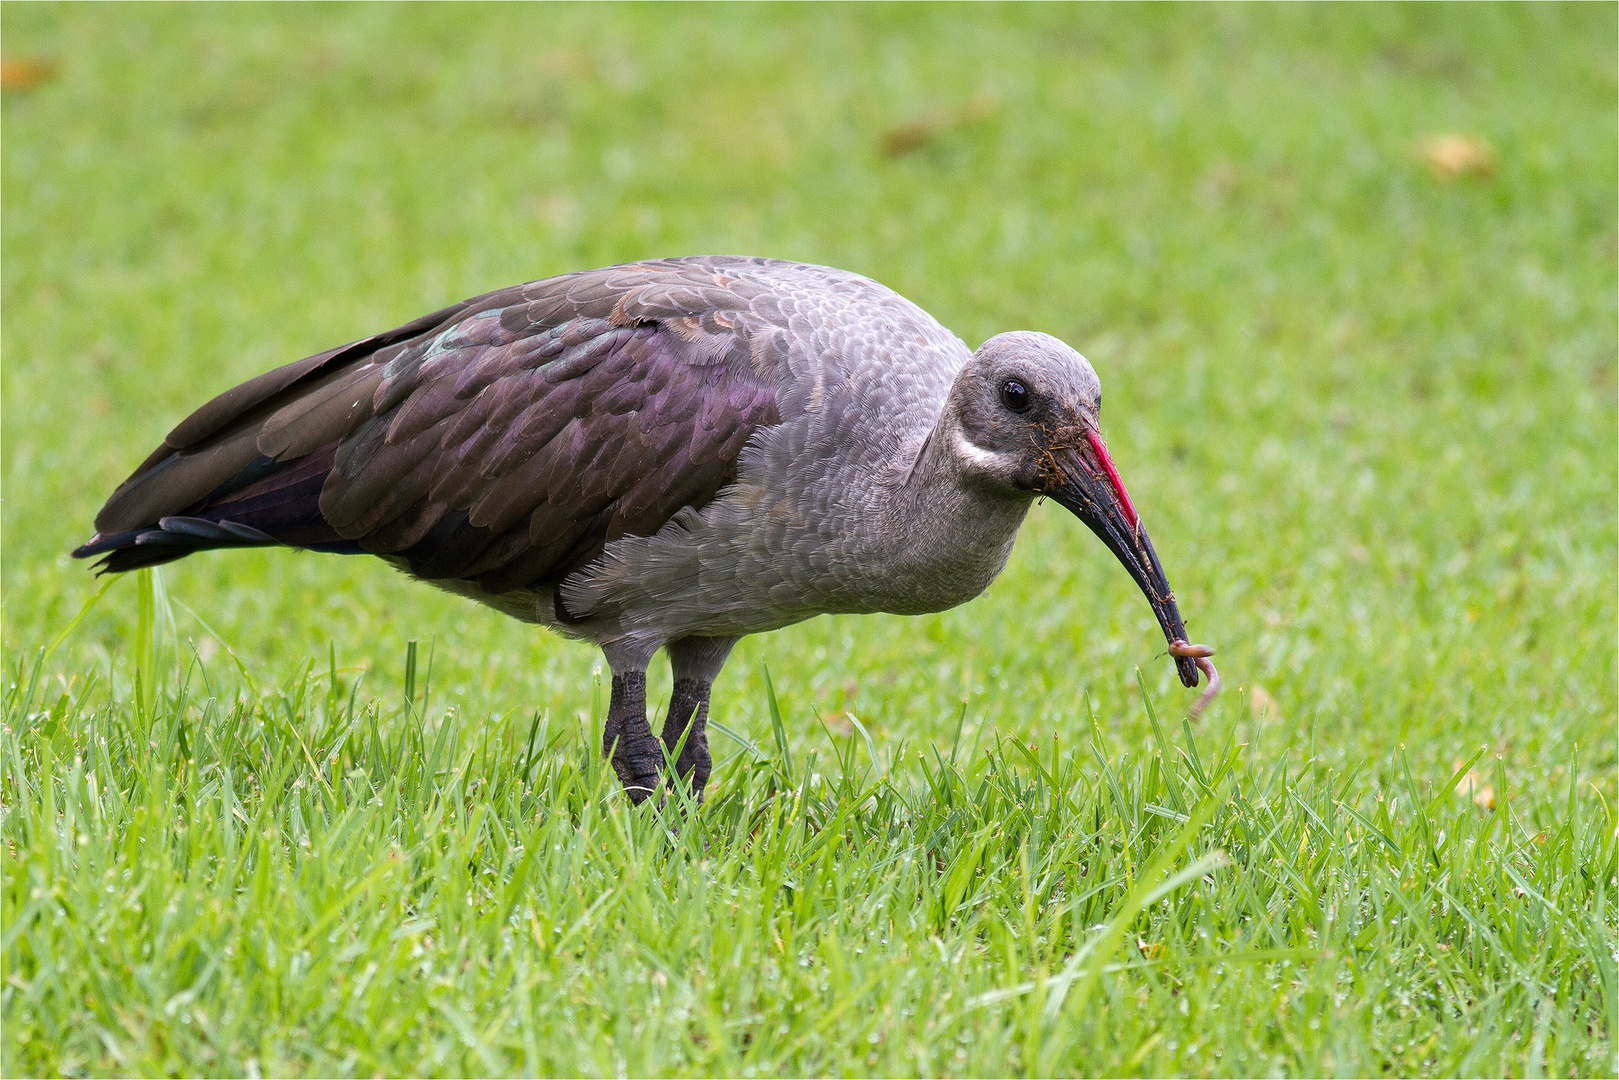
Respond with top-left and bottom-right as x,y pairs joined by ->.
1195,162 -> 1243,208
533,194 -> 578,228
1421,134 -> 1496,181
1452,759 -> 1496,810
882,93 -> 999,157
1248,684 -> 1281,722
1137,938 -> 1167,960
823,711 -> 855,737
1,56 -> 56,91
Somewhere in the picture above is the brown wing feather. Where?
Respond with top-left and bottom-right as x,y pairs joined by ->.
79,259 -> 787,597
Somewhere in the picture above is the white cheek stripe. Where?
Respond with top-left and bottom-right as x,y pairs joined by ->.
951,430 -> 1017,471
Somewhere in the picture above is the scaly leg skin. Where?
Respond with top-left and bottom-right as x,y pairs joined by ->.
661,636 -> 738,805
602,671 -> 663,802
660,677 -> 713,801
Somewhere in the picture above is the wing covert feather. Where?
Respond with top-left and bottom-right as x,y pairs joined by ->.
318,268 -> 783,592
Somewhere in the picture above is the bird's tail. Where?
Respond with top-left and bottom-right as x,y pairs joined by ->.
71,445 -> 361,574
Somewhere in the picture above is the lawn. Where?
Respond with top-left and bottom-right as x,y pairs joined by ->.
3,4 -> 1615,1076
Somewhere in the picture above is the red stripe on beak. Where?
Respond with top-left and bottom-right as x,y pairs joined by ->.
1084,429 -> 1139,531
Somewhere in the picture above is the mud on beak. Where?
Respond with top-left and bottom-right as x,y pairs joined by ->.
1045,431 -> 1200,688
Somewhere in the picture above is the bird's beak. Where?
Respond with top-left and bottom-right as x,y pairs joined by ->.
1045,429 -> 1200,688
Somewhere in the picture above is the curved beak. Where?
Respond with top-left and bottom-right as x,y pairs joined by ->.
1045,430 -> 1200,688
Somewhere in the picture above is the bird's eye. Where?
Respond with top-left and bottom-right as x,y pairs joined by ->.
1000,379 -> 1031,413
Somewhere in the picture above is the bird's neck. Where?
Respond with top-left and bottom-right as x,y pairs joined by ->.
866,413 -> 1033,614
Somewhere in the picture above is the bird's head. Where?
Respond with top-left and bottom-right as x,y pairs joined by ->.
946,330 -> 1200,688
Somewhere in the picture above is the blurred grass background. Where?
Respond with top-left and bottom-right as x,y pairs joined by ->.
4,1 -> 1612,777
2,3 -> 1615,1075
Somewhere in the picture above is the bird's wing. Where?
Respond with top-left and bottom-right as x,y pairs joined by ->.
79,258 -> 787,597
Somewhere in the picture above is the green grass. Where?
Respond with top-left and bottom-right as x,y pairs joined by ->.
3,3 -> 1614,1076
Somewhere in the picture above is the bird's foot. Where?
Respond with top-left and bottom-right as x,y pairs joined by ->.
606,740 -> 664,803
660,769 -> 709,812
659,676 -> 712,807
604,672 -> 663,802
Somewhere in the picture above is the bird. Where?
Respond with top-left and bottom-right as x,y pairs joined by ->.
74,256 -> 1212,803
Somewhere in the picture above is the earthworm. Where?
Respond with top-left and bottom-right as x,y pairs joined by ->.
1169,639 -> 1220,721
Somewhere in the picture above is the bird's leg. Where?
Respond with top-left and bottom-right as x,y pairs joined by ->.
661,677 -> 714,796
602,669 -> 663,803
661,636 -> 738,803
